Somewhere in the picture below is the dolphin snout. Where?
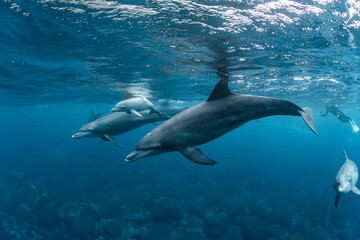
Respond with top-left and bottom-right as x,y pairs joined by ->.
126,150 -> 163,162
111,107 -> 118,112
125,151 -> 146,162
72,133 -> 80,139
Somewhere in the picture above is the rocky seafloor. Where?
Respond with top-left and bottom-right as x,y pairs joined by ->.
1,132 -> 359,240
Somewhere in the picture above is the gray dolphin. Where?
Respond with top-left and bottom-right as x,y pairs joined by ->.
333,150 -> 360,207
126,79 -> 319,164
72,104 -> 187,147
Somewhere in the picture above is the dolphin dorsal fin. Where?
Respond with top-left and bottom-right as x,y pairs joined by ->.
207,79 -> 233,102
343,150 -> 350,162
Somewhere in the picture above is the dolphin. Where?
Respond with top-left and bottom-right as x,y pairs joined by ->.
86,108 -> 105,123
72,112 -> 168,147
333,150 -> 360,207
125,79 -> 319,164
111,96 -> 161,117
72,103 -> 187,147
13,171 -> 49,202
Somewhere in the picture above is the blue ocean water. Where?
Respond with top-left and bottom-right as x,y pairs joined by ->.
2,0 -> 360,239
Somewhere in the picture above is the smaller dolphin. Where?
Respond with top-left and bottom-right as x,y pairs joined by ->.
86,108 -> 105,123
333,150 -> 360,207
72,111 -> 169,147
111,96 -> 161,117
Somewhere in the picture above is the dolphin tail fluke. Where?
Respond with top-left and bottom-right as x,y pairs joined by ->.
349,120 -> 359,133
334,194 -> 341,207
299,107 -> 319,136
352,186 -> 360,195
179,148 -> 217,165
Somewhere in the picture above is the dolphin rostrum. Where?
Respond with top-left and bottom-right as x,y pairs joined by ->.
333,150 -> 360,207
125,79 -> 319,164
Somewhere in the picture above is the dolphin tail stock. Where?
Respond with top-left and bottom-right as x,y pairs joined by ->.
334,194 -> 341,207
100,135 -> 123,147
179,148 -> 217,165
299,107 -> 319,136
349,120 -> 359,133
352,186 -> 360,195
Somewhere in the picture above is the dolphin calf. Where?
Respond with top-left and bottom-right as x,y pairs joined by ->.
333,150 -> 360,207
72,103 -> 187,147
111,96 -> 161,117
126,79 -> 319,164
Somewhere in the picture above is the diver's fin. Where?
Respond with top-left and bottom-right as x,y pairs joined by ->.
130,109 -> 143,117
207,79 -> 233,102
149,108 -> 162,116
352,186 -> 360,195
299,107 -> 319,136
334,194 -> 341,207
343,150 -> 350,162
179,148 -> 217,165
349,120 -> 359,133
102,135 -> 122,147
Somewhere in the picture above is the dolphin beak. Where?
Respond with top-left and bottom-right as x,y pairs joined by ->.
111,107 -> 119,112
125,150 -> 162,162
72,133 -> 80,139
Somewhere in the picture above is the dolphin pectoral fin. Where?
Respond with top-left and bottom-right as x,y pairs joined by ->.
149,108 -> 162,116
335,194 -> 341,207
101,136 -> 110,141
299,107 -> 319,136
179,148 -> 217,165
352,186 -> 360,195
102,135 -> 122,147
131,109 -> 143,117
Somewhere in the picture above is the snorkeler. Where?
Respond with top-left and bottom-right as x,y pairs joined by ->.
321,104 -> 359,133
